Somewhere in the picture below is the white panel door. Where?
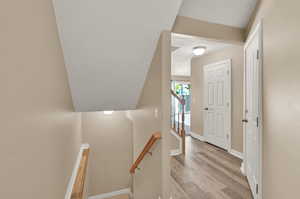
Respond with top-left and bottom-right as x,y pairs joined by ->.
244,29 -> 260,198
203,60 -> 231,150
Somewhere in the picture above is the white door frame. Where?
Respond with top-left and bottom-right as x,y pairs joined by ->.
203,59 -> 232,151
243,21 -> 263,199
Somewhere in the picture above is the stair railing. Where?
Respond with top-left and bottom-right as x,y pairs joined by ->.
70,147 -> 90,199
130,132 -> 161,174
171,89 -> 186,154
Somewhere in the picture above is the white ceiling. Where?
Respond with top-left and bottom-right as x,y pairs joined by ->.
171,33 -> 232,76
52,0 -> 182,111
179,0 -> 258,28
52,0 -> 258,111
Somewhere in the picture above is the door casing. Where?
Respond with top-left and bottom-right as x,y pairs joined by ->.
203,59 -> 232,151
243,21 -> 263,199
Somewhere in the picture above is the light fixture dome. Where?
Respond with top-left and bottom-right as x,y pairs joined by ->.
193,46 -> 206,56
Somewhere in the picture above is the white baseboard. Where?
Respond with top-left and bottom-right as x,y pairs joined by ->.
170,149 -> 181,156
229,149 -> 244,160
190,131 -> 205,142
89,188 -> 132,199
190,132 -> 244,159
65,144 -> 90,199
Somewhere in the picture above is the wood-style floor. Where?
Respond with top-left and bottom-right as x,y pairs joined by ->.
171,136 -> 253,199
106,194 -> 129,199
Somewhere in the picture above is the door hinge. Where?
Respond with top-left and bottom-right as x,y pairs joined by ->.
227,70 -> 230,75
256,117 -> 259,128
257,50 -> 260,60
226,134 -> 229,140
256,184 -> 259,194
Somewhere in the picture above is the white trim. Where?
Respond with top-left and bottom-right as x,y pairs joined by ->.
244,20 -> 263,199
245,21 -> 261,48
81,143 -> 91,149
202,59 -> 231,71
171,129 -> 181,140
172,80 -> 191,84
190,131 -> 205,142
258,21 -> 264,199
227,60 -> 232,151
170,149 -> 182,156
240,161 -> 245,175
65,144 -> 90,199
229,149 -> 244,160
203,59 -> 232,151
89,188 -> 132,199
170,130 -> 182,156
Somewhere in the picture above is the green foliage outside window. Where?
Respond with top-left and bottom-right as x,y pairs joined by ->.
175,83 -> 190,96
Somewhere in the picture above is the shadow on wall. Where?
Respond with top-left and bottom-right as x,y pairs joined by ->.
81,111 -> 133,197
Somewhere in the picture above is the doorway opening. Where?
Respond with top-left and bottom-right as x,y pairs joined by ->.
171,81 -> 191,135
169,32 -> 256,199
170,32 -> 243,156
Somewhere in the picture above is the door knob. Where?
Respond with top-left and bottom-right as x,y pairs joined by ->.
204,107 -> 209,111
242,119 -> 248,123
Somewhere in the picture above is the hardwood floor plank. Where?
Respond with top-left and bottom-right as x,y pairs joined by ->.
181,181 -> 215,199
171,136 -> 253,199
191,149 -> 252,197
196,151 -> 249,188
222,187 -> 252,199
171,177 -> 190,199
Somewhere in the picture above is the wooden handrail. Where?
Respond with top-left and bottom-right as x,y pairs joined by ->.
171,90 -> 185,105
71,148 -> 90,199
130,132 -> 162,174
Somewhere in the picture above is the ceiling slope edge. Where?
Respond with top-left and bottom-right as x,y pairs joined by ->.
52,0 -> 182,111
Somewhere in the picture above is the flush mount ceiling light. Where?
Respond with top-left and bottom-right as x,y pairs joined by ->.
103,111 -> 114,115
193,46 -> 206,56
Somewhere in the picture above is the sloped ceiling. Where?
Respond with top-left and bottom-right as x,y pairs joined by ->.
179,0 -> 258,28
52,0 -> 182,111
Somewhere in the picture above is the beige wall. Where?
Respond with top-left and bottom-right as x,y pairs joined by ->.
247,0 -> 300,198
160,32 -> 172,199
172,16 -> 245,44
191,46 -> 244,152
0,1 -> 82,199
129,39 -> 162,199
129,32 -> 171,199
81,112 -> 133,196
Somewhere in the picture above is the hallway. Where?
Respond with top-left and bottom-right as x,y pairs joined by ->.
171,136 -> 253,199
